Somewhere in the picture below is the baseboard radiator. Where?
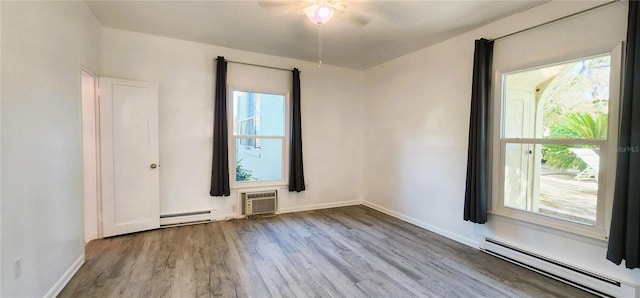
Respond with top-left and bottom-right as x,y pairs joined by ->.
479,237 -> 636,297
242,190 -> 277,216
160,210 -> 212,227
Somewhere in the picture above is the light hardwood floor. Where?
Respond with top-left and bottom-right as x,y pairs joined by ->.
59,205 -> 594,297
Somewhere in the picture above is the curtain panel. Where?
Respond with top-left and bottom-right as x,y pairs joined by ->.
289,68 -> 306,192
607,1 -> 640,269
210,56 -> 231,196
463,38 -> 494,224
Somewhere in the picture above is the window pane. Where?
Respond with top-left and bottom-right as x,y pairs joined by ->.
503,56 -> 610,140
235,138 -> 282,182
233,91 -> 285,137
504,143 -> 598,226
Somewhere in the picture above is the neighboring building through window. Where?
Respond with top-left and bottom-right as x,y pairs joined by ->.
231,90 -> 286,184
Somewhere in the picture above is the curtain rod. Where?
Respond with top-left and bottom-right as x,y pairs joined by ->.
492,0 -> 621,42
225,59 -> 299,73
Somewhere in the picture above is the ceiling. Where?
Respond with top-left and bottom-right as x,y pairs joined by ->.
86,0 -> 547,70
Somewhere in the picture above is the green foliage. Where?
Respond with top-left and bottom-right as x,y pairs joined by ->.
549,112 -> 607,139
542,112 -> 607,171
542,144 -> 587,171
236,159 -> 255,181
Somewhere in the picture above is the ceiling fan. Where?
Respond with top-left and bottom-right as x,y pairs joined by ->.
258,0 -> 371,66
257,0 -> 371,26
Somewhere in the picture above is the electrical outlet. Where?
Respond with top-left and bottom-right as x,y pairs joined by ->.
231,204 -> 237,212
13,258 -> 22,280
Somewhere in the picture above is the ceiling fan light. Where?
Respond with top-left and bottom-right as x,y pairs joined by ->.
304,4 -> 334,24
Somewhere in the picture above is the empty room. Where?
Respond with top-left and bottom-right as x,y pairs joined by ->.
2,0 -> 640,297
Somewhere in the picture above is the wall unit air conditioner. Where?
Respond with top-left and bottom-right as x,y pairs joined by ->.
242,190 -> 277,215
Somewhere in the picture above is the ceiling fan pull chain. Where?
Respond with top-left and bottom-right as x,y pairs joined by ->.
318,23 -> 323,67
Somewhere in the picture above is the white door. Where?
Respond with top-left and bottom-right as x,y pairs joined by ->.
503,88 -> 535,210
99,77 -> 160,237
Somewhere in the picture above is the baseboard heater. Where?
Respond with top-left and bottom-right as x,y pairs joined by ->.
160,210 -> 212,227
479,237 -> 636,297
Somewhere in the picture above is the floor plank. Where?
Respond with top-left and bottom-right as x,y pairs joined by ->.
59,206 -> 596,298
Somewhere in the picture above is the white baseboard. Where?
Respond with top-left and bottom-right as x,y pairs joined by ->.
214,213 -> 243,221
361,201 -> 479,249
278,199 -> 363,214
44,254 -> 84,298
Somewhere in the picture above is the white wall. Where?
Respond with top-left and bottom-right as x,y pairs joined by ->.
0,4 -> 2,295
102,28 -> 363,218
363,0 -> 640,287
1,1 -> 102,297
0,1 -> 3,294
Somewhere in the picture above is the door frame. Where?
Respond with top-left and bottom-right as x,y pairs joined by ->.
81,67 -> 103,242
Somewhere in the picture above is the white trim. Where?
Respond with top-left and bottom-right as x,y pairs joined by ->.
0,1 -> 2,291
490,211 -> 609,247
278,200 -> 363,214
94,72 -> 104,240
214,212 -> 244,221
44,254 -> 85,298
231,183 -> 288,191
81,68 -> 101,243
501,138 -> 606,145
361,201 -> 479,249
490,208 -> 608,240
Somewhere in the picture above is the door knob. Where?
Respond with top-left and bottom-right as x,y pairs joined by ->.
150,163 -> 158,169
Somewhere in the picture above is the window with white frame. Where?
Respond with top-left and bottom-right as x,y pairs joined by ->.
230,90 -> 287,185
494,50 -> 622,238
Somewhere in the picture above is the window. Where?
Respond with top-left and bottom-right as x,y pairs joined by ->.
230,90 -> 287,186
494,52 -> 621,238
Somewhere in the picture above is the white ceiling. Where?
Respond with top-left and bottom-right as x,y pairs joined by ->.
86,0 -> 547,70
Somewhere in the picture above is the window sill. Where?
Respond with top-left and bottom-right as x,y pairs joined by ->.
230,183 -> 288,192
489,208 -> 609,245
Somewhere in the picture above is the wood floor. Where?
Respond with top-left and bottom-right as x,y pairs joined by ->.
60,206 -> 594,297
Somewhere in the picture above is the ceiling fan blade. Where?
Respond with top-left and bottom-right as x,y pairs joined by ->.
341,10 -> 372,27
329,1 -> 348,11
257,1 -> 306,10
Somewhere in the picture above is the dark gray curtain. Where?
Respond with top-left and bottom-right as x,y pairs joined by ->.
607,2 -> 640,269
210,56 -> 230,196
289,68 -> 306,192
464,38 -> 494,224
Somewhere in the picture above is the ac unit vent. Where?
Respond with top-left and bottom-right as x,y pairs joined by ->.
242,191 -> 277,215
